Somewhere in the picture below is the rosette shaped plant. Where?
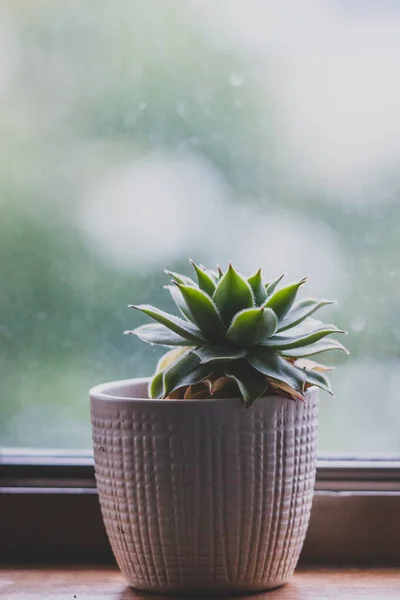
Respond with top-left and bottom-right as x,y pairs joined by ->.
126,262 -> 348,407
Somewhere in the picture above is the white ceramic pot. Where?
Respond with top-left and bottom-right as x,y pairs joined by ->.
90,378 -> 318,594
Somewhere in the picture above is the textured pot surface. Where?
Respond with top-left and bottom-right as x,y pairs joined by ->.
91,378 -> 319,594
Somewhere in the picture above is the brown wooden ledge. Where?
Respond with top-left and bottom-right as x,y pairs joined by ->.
1,566 -> 399,599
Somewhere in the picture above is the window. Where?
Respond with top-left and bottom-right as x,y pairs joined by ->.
2,2 -> 400,566
2,4 -> 400,453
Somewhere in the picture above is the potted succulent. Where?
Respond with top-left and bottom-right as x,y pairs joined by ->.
90,262 -> 348,594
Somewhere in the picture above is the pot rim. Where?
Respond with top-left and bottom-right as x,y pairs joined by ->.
90,377 -> 317,405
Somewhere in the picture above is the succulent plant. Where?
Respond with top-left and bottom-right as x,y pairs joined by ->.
126,262 -> 348,407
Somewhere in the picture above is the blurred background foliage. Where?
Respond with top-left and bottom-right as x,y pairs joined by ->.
1,0 -> 400,452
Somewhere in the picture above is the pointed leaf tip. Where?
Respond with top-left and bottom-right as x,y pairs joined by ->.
281,337 -> 349,358
164,270 -> 196,287
132,323 -> 199,346
303,368 -> 334,396
213,264 -> 254,325
265,273 -> 285,295
264,277 -> 308,320
190,261 -> 216,297
131,304 -> 204,342
248,268 -> 267,305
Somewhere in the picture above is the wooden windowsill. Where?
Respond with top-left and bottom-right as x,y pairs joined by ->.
1,567 -> 399,599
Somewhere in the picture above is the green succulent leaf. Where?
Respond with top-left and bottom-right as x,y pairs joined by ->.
282,317 -> 323,338
265,273 -> 285,296
281,338 -> 350,358
129,304 -> 204,342
163,350 -> 212,396
165,270 -> 196,287
248,269 -> 268,305
224,360 -> 269,407
201,266 -> 220,283
213,264 -> 255,325
191,261 -> 216,296
303,368 -> 333,395
226,307 -> 278,346
164,285 -> 193,321
128,262 -> 347,404
177,284 -> 226,339
193,344 -> 247,364
127,323 -> 198,346
149,370 -> 165,399
248,347 -> 306,395
265,325 -> 346,351
263,277 -> 307,320
156,347 -> 187,372
278,298 -> 335,332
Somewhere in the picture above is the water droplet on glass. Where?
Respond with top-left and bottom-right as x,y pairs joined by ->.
229,72 -> 244,87
234,99 -> 242,108
138,100 -> 147,111
351,317 -> 366,333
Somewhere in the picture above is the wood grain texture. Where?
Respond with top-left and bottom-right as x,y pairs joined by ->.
1,567 -> 399,599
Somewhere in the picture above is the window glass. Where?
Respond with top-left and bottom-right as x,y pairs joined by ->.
2,1 -> 400,454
